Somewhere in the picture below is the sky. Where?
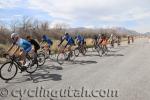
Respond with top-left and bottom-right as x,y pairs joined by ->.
0,0 -> 150,33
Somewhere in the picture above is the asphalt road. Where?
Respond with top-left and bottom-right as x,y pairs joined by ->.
0,38 -> 150,100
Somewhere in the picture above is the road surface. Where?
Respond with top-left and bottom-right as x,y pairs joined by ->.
0,38 -> 150,100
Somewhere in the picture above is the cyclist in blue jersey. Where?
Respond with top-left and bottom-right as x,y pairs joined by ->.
58,32 -> 75,60
75,33 -> 85,46
41,35 -> 53,55
42,35 -> 53,48
6,33 -> 32,69
75,33 -> 87,54
58,32 -> 75,50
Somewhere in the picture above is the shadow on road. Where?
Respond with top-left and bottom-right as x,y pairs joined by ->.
27,65 -> 63,83
25,73 -> 62,83
106,54 -> 124,57
8,72 -> 62,84
73,60 -> 97,65
84,54 -> 102,57
7,65 -> 62,84
38,65 -> 63,72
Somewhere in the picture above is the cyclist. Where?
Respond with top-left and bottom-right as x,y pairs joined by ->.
26,35 -> 40,53
75,33 -> 85,46
98,34 -> 108,53
131,36 -> 134,43
117,35 -> 121,46
41,35 -> 53,55
6,33 -> 32,71
109,34 -> 115,47
128,36 -> 130,44
58,32 -> 75,60
92,34 -> 99,46
75,33 -> 87,53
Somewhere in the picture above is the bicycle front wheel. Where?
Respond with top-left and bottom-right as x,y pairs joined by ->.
0,62 -> 18,81
74,48 -> 80,57
57,53 -> 66,65
37,52 -> 46,66
81,47 -> 86,56
26,58 -> 38,73
69,51 -> 76,61
96,46 -> 103,57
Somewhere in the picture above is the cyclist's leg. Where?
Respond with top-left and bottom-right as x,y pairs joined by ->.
26,47 -> 38,66
80,41 -> 85,50
32,47 -> 37,60
24,47 -> 33,63
48,44 -> 52,54
19,50 -> 26,65
17,50 -> 29,72
64,45 -> 70,60
68,45 -> 72,53
45,44 -> 49,51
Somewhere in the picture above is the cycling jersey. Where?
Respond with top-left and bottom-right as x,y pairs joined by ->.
101,39 -> 108,45
28,39 -> 40,53
93,35 -> 98,40
42,35 -> 53,47
62,35 -> 75,45
77,35 -> 84,42
16,38 -> 32,53
76,35 -> 85,45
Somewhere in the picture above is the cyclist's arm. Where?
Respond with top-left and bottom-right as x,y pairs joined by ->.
98,38 -> 102,44
6,44 -> 15,53
40,41 -> 44,45
12,46 -> 20,56
40,41 -> 46,48
58,39 -> 64,46
42,42 -> 48,47
64,42 -> 69,48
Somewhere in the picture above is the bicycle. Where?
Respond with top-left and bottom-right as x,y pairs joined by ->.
40,46 -> 57,60
110,39 -> 115,48
0,53 -> 38,81
74,44 -> 87,57
99,44 -> 108,56
57,46 -> 76,65
92,41 -> 103,57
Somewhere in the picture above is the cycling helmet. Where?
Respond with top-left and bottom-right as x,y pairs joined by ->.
11,33 -> 19,39
65,32 -> 69,35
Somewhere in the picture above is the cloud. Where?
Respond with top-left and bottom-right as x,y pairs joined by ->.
27,0 -> 150,20
0,0 -> 22,8
0,0 -> 150,32
27,0 -> 150,27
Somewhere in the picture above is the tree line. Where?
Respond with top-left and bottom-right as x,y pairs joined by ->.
0,16 -> 139,44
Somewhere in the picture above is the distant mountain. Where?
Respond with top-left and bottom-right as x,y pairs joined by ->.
144,32 -> 150,36
66,27 -> 139,35
113,27 -> 139,35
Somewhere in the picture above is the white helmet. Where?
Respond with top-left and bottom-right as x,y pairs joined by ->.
11,33 -> 19,39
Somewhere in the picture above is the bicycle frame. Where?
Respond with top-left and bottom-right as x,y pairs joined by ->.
7,56 -> 23,71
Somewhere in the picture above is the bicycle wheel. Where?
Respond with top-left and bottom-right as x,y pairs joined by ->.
49,53 -> 57,60
96,46 -> 103,57
37,52 -> 46,66
92,46 -> 96,52
69,51 -> 76,61
57,53 -> 66,65
0,62 -> 18,81
26,58 -> 38,73
74,48 -> 80,57
44,49 -> 50,59
81,47 -> 86,56
103,46 -> 108,55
